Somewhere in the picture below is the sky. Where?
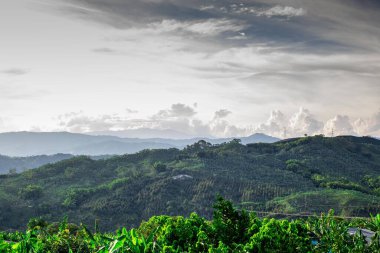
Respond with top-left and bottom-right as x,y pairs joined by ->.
0,0 -> 379,138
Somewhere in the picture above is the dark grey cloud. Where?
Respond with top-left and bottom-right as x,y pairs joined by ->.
214,109 -> 231,119
1,68 -> 28,75
153,103 -> 197,119
92,47 -> 119,53
60,0 -> 380,54
126,108 -> 138,114
61,0 -> 214,27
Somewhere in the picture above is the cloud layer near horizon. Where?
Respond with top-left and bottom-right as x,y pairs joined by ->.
54,104 -> 380,138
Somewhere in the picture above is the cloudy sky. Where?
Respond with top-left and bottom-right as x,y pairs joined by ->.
1,0 -> 379,138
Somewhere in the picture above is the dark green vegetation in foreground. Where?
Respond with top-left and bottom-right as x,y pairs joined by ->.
1,135 -> 380,231
1,197 -> 380,252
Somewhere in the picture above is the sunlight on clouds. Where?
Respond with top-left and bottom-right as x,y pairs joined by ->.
254,108 -> 380,138
260,6 -> 306,17
229,4 -> 306,18
323,115 -> 355,136
54,105 -> 380,138
289,108 -> 323,135
150,19 -> 248,36
354,112 -> 380,136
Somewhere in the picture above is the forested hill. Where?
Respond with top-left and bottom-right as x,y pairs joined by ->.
0,135 -> 379,231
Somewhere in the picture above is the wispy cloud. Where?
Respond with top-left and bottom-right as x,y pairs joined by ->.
260,6 -> 306,18
229,4 -> 306,18
92,47 -> 120,54
1,68 -> 29,75
150,18 -> 247,36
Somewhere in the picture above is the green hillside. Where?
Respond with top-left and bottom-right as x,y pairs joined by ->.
0,135 -> 379,231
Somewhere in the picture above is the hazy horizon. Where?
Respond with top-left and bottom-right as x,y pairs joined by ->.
0,129 -> 378,140
1,0 -> 379,138
0,129 -> 280,140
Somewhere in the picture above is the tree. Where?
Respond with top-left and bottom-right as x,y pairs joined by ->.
153,162 -> 167,173
19,184 -> 43,200
8,168 -> 17,175
212,196 -> 250,246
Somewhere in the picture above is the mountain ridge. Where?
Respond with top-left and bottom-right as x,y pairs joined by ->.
0,153 -> 74,174
0,131 -> 280,156
0,135 -> 379,231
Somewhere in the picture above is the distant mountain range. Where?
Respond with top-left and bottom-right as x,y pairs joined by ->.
0,154 -> 73,174
0,154 -> 114,174
0,132 -> 280,157
89,128 -> 196,139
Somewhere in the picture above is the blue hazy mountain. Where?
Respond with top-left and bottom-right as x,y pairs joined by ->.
0,153 -> 73,174
0,131 -> 280,157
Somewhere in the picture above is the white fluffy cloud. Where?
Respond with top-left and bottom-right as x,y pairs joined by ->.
153,103 -> 197,119
289,108 -> 323,136
57,104 -> 248,138
323,115 -> 355,136
254,108 -> 324,138
209,110 -> 249,137
51,106 -> 380,139
58,112 -> 128,132
253,108 -> 380,138
214,109 -> 232,119
254,110 -> 287,137
353,111 -> 380,136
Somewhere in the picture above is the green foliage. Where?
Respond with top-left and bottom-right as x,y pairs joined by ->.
244,218 -> 312,252
0,198 -> 379,252
212,196 -> 250,246
363,175 -> 380,195
153,162 -> 167,173
306,210 -> 380,252
18,184 -> 43,200
285,159 -> 318,179
267,189 -> 380,216
27,218 -> 48,231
